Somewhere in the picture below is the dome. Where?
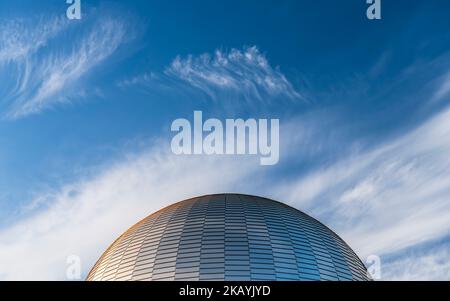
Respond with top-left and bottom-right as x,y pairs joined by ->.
87,194 -> 369,281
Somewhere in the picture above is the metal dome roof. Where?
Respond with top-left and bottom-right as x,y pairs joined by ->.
87,194 -> 369,281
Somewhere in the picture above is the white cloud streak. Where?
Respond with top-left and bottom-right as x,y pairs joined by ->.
0,147 -> 260,280
166,46 -> 302,102
433,70 -> 450,102
0,16 -> 128,119
120,46 -> 302,103
0,17 -> 68,62
383,243 -> 450,281
276,104 -> 450,263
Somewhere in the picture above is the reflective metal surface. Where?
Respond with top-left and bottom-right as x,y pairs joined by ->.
87,194 -> 370,281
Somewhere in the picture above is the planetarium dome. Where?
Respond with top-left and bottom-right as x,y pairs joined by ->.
87,194 -> 370,281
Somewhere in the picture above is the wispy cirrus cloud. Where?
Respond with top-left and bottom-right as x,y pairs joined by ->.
276,102 -> 450,262
119,46 -> 303,103
117,72 -> 157,88
0,15 -> 129,119
0,17 -> 68,62
0,147 -> 260,280
383,241 -> 450,281
166,46 -> 302,102
433,70 -> 450,103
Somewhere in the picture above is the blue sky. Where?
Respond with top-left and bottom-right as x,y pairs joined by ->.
1,0 -> 450,280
